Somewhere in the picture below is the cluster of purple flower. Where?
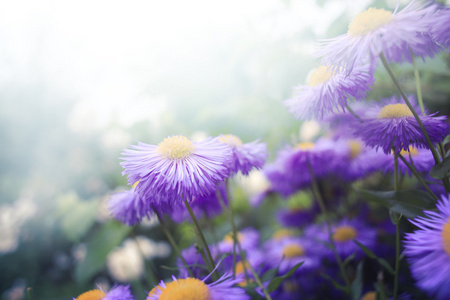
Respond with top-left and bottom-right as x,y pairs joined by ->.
94,1 -> 450,300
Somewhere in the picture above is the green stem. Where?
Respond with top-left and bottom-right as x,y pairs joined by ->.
184,199 -> 219,280
397,154 -> 438,200
153,208 -> 194,278
245,256 -> 273,300
393,153 -> 401,300
379,53 -> 440,164
27,288 -> 34,300
307,162 -> 351,295
345,104 -> 362,121
411,51 -> 425,115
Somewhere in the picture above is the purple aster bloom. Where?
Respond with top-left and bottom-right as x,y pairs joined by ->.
217,134 -> 268,176
264,236 -> 321,274
147,273 -> 250,300
276,193 -> 319,228
74,284 -> 134,300
429,6 -> 450,47
383,146 -> 434,176
218,227 -> 260,254
355,95 -> 447,154
318,1 -> 441,73
108,185 -> 168,226
305,218 -> 378,260
404,194 -> 450,299
120,135 -> 232,208
333,138 -> 387,181
284,64 -> 374,120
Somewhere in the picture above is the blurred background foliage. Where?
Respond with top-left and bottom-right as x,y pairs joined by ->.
0,0 -> 449,299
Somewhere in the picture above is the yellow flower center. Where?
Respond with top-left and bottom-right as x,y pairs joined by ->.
308,66 -> 334,87
377,104 -> 413,119
223,232 -> 244,244
442,218 -> 450,256
273,229 -> 293,240
361,291 -> 376,300
333,226 -> 357,242
157,135 -> 195,160
238,278 -> 254,287
155,278 -> 211,300
399,146 -> 419,157
295,142 -> 315,151
282,244 -> 305,258
235,260 -> 251,275
348,140 -> 363,159
75,290 -> 106,300
348,8 -> 393,36
218,134 -> 243,147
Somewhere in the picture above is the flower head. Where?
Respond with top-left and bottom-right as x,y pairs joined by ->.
384,146 -> 434,176
429,6 -> 450,47
147,273 -> 249,300
354,96 -> 447,154
318,1 -> 441,73
284,64 -> 374,120
120,136 -> 232,207
74,285 -> 134,300
404,194 -> 450,299
218,134 -> 267,176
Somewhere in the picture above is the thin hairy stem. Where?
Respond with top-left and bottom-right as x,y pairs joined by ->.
411,51 -> 425,115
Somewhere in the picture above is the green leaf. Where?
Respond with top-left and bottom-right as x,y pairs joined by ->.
354,240 -> 394,274
343,253 -> 356,266
356,189 -> 435,218
351,262 -> 363,300
267,262 -> 303,293
75,221 -> 131,283
353,240 -> 376,259
443,135 -> 450,146
320,273 -> 348,293
430,156 -> 450,180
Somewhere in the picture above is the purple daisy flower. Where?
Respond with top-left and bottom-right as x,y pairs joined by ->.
383,146 -> 434,176
108,184 -> 167,226
355,95 -> 447,154
429,6 -> 450,47
284,64 -> 374,120
264,236 -> 321,274
217,134 -> 268,176
318,1 -> 441,73
218,227 -> 260,254
120,135 -> 232,207
305,218 -> 378,260
333,138 -> 386,181
74,284 -> 134,300
404,194 -> 450,299
147,273 -> 250,300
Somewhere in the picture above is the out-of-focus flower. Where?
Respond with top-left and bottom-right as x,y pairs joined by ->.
121,135 -> 232,208
73,284 -> 134,300
383,146 -> 434,176
404,194 -> 450,299
106,239 -> 144,282
0,198 -> 36,254
218,227 -> 260,254
284,64 -> 374,120
134,236 -> 171,260
148,273 -> 249,300
429,6 -> 450,47
355,96 -> 447,154
305,218 -> 378,259
264,237 -> 321,274
218,134 -> 267,176
318,1 -> 441,72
